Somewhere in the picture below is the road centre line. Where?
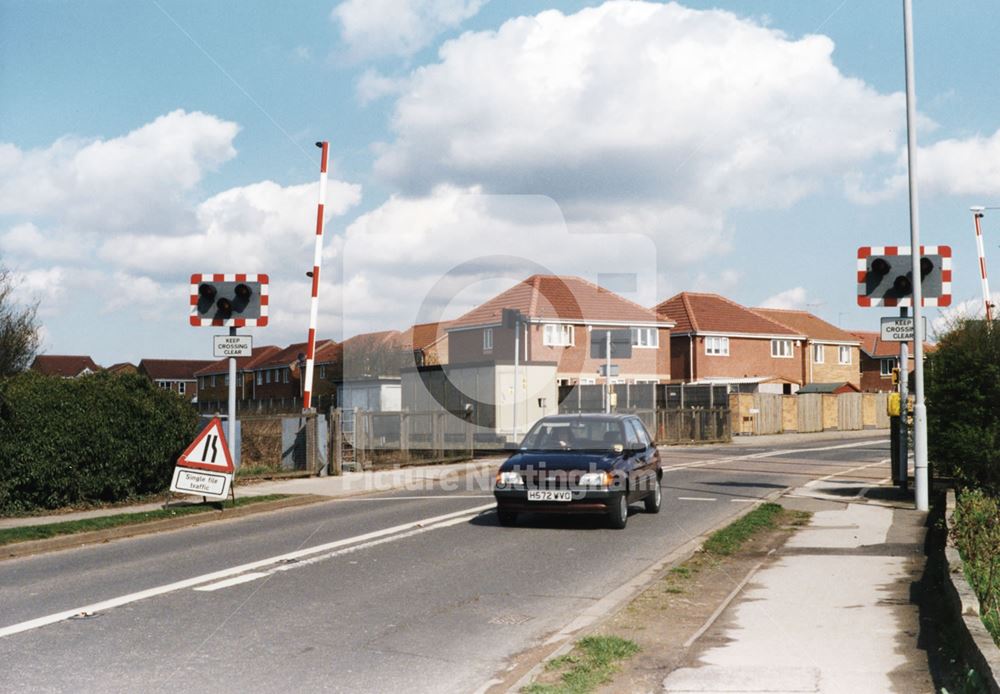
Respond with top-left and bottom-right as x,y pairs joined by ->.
677,497 -> 717,502
662,440 -> 886,474
337,495 -> 493,501
0,502 -> 495,639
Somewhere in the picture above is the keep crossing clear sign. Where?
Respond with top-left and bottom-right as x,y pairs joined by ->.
880,316 -> 927,342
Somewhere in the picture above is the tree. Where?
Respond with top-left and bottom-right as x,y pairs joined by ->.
0,265 -> 40,377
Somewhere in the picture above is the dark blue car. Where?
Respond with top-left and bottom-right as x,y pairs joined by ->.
493,413 -> 662,529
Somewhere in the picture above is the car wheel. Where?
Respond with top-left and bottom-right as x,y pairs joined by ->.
644,480 -> 662,514
608,492 -> 628,530
497,508 -> 518,527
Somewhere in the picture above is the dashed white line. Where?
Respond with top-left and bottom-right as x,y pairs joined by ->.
677,497 -> 717,502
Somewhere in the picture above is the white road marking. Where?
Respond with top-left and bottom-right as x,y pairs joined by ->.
0,502 -> 495,639
194,572 -> 268,592
678,497 -> 717,502
338,495 -> 493,501
808,458 -> 890,484
662,440 -> 885,474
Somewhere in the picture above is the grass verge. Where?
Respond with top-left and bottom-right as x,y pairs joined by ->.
702,502 -> 785,555
523,503 -> 808,694
0,495 -> 291,547
523,636 -> 640,694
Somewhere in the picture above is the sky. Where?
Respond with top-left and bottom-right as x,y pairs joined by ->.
3,0 -> 1000,366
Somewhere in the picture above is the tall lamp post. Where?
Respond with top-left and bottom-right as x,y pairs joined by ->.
902,0 -> 928,512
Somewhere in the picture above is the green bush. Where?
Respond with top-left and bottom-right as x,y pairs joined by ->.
951,488 -> 1000,644
0,371 -> 199,514
926,319 -> 1000,494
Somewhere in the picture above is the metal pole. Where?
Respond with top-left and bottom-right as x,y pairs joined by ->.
972,209 -> 994,322
605,330 -> 611,414
227,326 -> 237,461
302,141 -> 329,413
899,309 -> 909,490
902,0 -> 928,511
513,317 -> 519,442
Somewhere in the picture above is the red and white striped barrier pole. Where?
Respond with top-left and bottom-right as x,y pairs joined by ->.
302,141 -> 329,412
971,207 -> 993,322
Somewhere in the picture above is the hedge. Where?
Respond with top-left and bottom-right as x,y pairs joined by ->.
0,371 -> 199,514
926,319 -> 1000,495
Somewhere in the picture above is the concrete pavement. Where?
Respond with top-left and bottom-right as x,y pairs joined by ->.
662,472 -> 932,693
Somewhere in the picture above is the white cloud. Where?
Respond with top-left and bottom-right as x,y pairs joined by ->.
917,130 -> 1000,197
375,1 -> 903,212
759,286 -> 809,310
0,110 -> 238,235
356,69 -> 408,105
339,186 -> 662,334
0,222 -> 94,262
932,292 -> 1000,336
332,0 -> 487,60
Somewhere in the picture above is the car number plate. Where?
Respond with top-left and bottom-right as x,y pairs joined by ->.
527,490 -> 572,502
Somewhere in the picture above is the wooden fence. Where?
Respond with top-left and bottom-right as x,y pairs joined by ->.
730,392 -> 890,436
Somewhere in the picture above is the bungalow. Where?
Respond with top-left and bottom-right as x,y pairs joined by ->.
138,359 -> 215,400
655,292 -> 806,393
30,354 -> 101,378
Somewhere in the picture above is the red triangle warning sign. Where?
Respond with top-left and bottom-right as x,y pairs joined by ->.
177,417 -> 234,473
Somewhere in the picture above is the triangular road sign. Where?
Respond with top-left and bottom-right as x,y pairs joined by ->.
177,417 -> 234,473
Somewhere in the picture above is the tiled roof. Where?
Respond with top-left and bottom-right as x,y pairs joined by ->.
405,321 -> 452,351
139,359 -> 215,381
450,275 -> 665,329
752,308 -> 859,343
654,293 -> 801,336
849,331 -> 935,359
106,362 -> 137,373
250,340 -> 337,370
30,355 -> 101,377
194,345 -> 282,377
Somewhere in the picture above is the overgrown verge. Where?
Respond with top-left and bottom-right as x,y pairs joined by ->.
0,371 -> 199,514
951,489 -> 1000,646
0,494 -> 290,547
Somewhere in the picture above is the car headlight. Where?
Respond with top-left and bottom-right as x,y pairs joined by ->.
578,471 -> 612,487
495,471 -> 523,487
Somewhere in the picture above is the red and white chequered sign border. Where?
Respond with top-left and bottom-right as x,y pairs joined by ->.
856,246 -> 951,308
189,273 -> 269,327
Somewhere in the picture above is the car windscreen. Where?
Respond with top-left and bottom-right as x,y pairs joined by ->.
519,419 -> 625,451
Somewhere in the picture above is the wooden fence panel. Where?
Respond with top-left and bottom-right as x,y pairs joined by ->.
837,393 -> 863,431
752,393 -> 783,435
797,394 -> 823,433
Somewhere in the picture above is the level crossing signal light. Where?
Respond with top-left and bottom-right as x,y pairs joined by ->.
856,246 -> 951,307
189,274 -> 269,327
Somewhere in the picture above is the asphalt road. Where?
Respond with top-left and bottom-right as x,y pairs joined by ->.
0,436 -> 892,693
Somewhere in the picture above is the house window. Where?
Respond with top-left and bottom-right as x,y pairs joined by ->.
256,371 -> 262,385
224,375 -> 229,386
579,377 -> 596,385
630,327 -> 658,348
881,358 -> 898,376
705,336 -> 729,356
543,324 -> 574,346
158,381 -> 168,389
283,369 -> 289,384
483,327 -> 494,352
320,365 -> 326,379
813,344 -> 824,363
211,374 -> 217,387
771,339 -> 793,358
266,370 -> 271,384
838,346 -> 852,365
178,382 -> 186,395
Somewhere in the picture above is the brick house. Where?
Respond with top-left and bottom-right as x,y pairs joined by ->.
752,308 -> 861,389
654,292 -> 806,393
850,331 -> 934,392
30,354 -> 101,377
447,275 -> 674,385
245,340 -> 338,408
404,321 -> 452,367
194,345 -> 281,410
138,359 -> 215,400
